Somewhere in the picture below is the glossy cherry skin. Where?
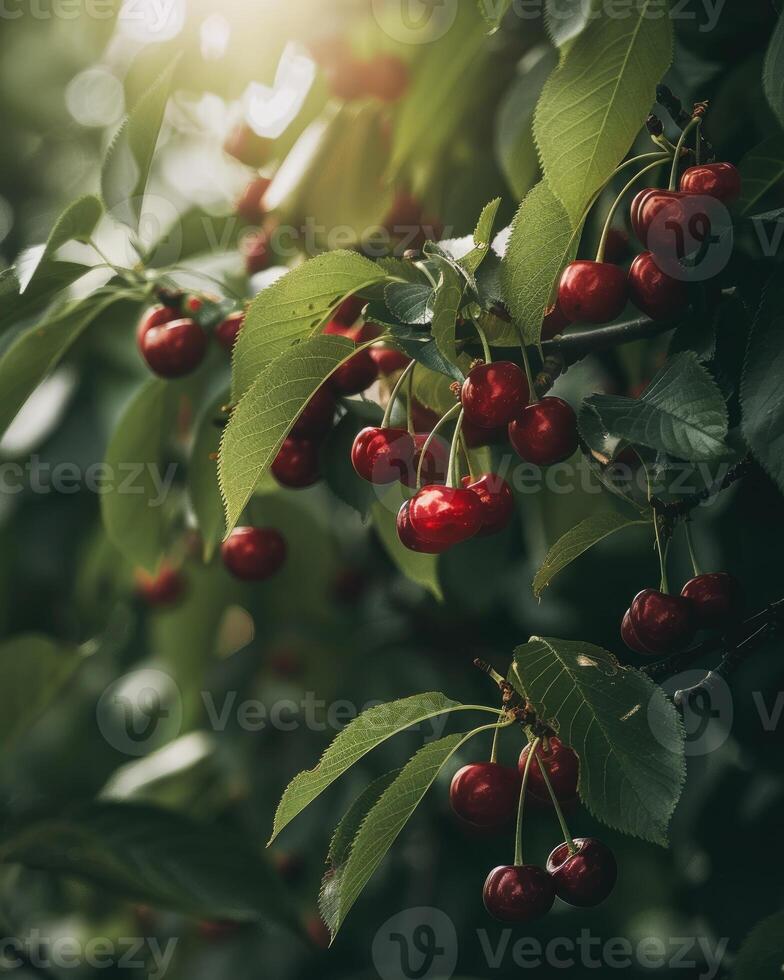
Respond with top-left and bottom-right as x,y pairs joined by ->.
272,437 -> 321,488
139,318 -> 208,378
680,163 -> 741,205
134,564 -> 185,607
630,188 -> 685,246
351,427 -> 416,485
630,589 -> 695,654
367,54 -> 409,102
396,501 -> 449,554
402,433 -> 450,488
236,177 -> 271,223
621,609 -> 651,655
541,301 -> 572,341
136,305 -> 179,345
215,311 -> 245,352
558,261 -> 627,324
291,386 -> 336,438
518,737 -> 579,807
461,362 -> 529,429
242,230 -> 272,275
483,865 -> 556,923
628,252 -> 689,320
221,527 -> 287,582
449,762 -> 521,830
370,346 -> 412,375
681,572 -> 743,630
631,188 -> 724,258
547,838 -> 617,908
462,475 -> 515,536
509,397 -> 578,466
408,485 -> 484,548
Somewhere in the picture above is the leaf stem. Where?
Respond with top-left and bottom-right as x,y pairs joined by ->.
471,316 -> 492,364
381,358 -> 417,429
447,409 -> 465,489
514,736 -> 541,867
536,753 -> 578,855
596,156 -> 671,262
406,364 -> 415,435
459,430 -> 475,482
416,404 -> 461,488
669,117 -> 701,191
514,325 -> 539,404
684,520 -> 703,577
489,722 -> 501,764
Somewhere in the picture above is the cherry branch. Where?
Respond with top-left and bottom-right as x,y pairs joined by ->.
650,455 -> 755,518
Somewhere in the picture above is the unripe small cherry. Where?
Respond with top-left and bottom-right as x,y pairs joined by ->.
221,527 -> 287,581
139,318 -> 208,378
461,361 -> 529,429
272,437 -> 321,488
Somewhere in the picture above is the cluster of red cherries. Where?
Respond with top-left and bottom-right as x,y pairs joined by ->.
548,161 -> 741,334
450,737 -> 617,922
622,570 -> 743,657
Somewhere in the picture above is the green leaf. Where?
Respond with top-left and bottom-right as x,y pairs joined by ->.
17,195 -> 102,293
189,395 -> 226,563
0,290 -> 123,439
395,336 -> 466,383
0,635 -> 81,748
509,637 -> 685,845
429,258 -> 464,366
545,0 -> 597,50
0,802 -> 298,930
102,62 -> 178,228
477,0 -> 511,30
501,180 -> 581,345
737,135 -> 784,216
269,693 -> 461,843
101,379 -> 177,573
459,198 -> 501,276
534,0 -> 673,222
0,262 -> 92,335
384,281 -> 433,325
221,334 -> 358,532
763,11 -> 784,130
372,486 -> 444,601
733,910 -> 784,979
741,276 -> 784,494
580,352 -> 729,462
232,250 -> 388,400
533,510 -> 651,598
323,733 -> 468,938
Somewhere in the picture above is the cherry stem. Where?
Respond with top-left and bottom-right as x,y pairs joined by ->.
471,316 -> 492,364
406,364 -> 415,435
381,358 -> 417,429
536,752 -> 578,855
447,409 -> 465,489
669,117 -> 701,191
653,513 -> 670,594
489,722 -> 501,764
596,155 -> 671,263
513,322 -> 539,403
416,403 -> 460,489
514,736 -> 541,867
459,430 -> 475,482
684,520 -> 703,577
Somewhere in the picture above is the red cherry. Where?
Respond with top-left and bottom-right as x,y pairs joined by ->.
366,54 -> 409,102
370,346 -> 412,375
558,261 -> 627,324
621,609 -> 651,655
603,227 -> 630,264
483,865 -> 555,923
139,318 -> 208,378
322,321 -> 379,394
134,563 -> 185,608
396,501 -> 449,554
408,485 -> 483,548
401,433 -> 450,488
461,362 -> 529,430
307,36 -> 352,68
332,295 -> 365,327
242,231 -> 272,275
461,474 -> 515,535
136,305 -> 179,345
326,58 -> 372,101
291,386 -> 336,438
631,188 -> 724,259
629,589 -> 695,654
541,301 -> 572,341
547,838 -> 617,908
681,572 -> 743,630
215,311 -> 245,352
449,762 -> 521,830
518,737 -> 579,807
680,162 -> 741,205
351,427 -> 416,485
236,177 -> 271,223
221,527 -> 287,581
509,397 -> 578,466
305,914 -> 331,950
272,437 -> 321,488
628,252 -> 689,320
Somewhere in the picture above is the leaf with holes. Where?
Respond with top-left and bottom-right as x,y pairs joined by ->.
579,352 -> 729,462
534,0 -> 673,222
737,135 -> 784,216
509,637 -> 685,845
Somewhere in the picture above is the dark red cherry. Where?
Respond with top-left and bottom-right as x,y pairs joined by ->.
402,433 -> 450,488
221,527 -> 287,581
136,305 -> 179,345
332,295 -> 365,327
366,54 -> 409,102
461,474 -> 515,536
547,838 -> 617,908
272,437 -> 321,488
508,397 -> 578,466
236,177 -> 271,223
449,762 -> 521,830
370,346 -> 411,375
396,501 -> 449,554
483,865 -> 555,923
681,572 -> 743,630
139,318 -> 208,378
603,227 -> 630,264
351,427 -> 416,485
630,188 -> 725,259
630,188 -> 685,246
541,301 -> 572,341
215,311 -> 245,352
630,588 -> 695,654
134,563 -> 185,607
628,252 -> 689,320
323,321 -> 378,395
680,163 -> 741,205
242,230 -> 272,275
621,609 -> 651,655
518,737 -> 579,807
461,362 -> 529,429
326,58 -> 372,101
558,261 -> 627,324
291,387 -> 336,438
408,485 -> 483,548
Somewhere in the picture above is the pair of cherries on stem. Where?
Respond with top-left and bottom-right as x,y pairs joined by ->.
137,302 -> 245,378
